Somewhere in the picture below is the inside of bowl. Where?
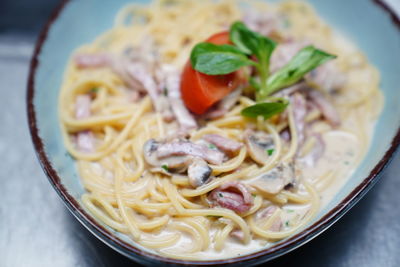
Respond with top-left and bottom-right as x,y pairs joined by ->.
33,0 -> 400,260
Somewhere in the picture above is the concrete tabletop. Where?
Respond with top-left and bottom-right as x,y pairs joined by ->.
0,0 -> 399,266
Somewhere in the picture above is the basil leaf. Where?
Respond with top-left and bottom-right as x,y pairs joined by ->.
265,46 -> 336,96
230,21 -> 276,65
190,42 -> 255,75
241,101 -> 288,119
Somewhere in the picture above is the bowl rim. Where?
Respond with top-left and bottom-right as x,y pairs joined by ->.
27,0 -> 400,265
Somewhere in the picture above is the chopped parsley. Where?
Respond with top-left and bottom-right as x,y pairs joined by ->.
266,149 -> 274,156
208,143 -> 217,150
161,164 -> 169,172
206,215 -> 221,218
163,87 -> 168,96
286,209 -> 294,213
218,192 -> 224,198
89,87 -> 99,93
283,18 -> 291,28
252,193 -> 257,198
285,221 -> 290,227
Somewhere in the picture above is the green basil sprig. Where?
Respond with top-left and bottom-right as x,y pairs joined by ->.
190,43 -> 256,75
261,46 -> 337,99
241,100 -> 289,119
189,21 -> 337,120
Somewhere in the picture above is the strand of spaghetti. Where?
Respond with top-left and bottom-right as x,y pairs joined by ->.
176,194 -> 204,209
95,126 -> 116,151
282,105 -> 298,162
81,194 -> 128,233
139,234 -> 180,249
182,218 -> 210,250
156,112 -> 165,138
190,125 -> 241,141
280,191 -> 311,204
214,224 -> 234,251
209,147 -> 247,174
135,215 -> 170,231
248,122 -> 282,177
175,209 -> 250,244
167,222 -> 203,253
85,194 -> 122,221
209,116 -> 247,128
116,140 -> 135,177
260,207 -> 282,230
315,171 -> 336,192
241,195 -> 263,217
171,175 -> 189,186
162,179 -> 185,213
114,168 -> 141,240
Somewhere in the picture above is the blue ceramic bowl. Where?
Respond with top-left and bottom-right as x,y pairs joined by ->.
27,0 -> 400,266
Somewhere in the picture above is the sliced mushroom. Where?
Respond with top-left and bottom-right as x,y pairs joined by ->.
187,158 -> 212,188
248,163 -> 295,194
244,130 -> 274,165
143,139 -> 190,174
156,139 -> 224,165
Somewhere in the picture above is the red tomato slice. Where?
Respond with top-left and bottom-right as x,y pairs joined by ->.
180,32 -> 242,115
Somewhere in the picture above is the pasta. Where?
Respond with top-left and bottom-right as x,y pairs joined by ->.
59,0 -> 383,260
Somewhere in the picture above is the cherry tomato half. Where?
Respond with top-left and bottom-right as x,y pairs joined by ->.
180,32 -> 242,115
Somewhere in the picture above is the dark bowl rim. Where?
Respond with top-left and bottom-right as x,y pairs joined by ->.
27,0 -> 400,265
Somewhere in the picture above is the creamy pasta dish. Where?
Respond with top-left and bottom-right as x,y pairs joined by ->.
59,0 -> 383,260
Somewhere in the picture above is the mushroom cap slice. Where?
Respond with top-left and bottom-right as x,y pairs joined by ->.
187,157 -> 212,188
248,163 -> 295,194
143,139 -> 190,174
244,130 -> 274,165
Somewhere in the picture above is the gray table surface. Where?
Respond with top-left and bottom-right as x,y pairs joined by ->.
1,0 -> 400,266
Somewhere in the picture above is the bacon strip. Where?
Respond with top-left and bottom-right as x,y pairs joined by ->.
291,93 -> 307,146
161,64 -> 197,132
74,53 -> 111,69
74,95 -> 94,152
209,182 -> 253,213
203,134 -> 242,155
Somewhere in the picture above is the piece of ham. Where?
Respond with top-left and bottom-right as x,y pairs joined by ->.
291,93 -> 307,146
307,89 -> 340,127
74,53 -> 111,69
112,57 -> 174,121
209,182 -> 253,213
156,139 -> 224,165
74,47 -> 174,122
203,134 -> 242,155
243,9 -> 282,38
74,95 -> 94,152
160,64 -> 197,132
